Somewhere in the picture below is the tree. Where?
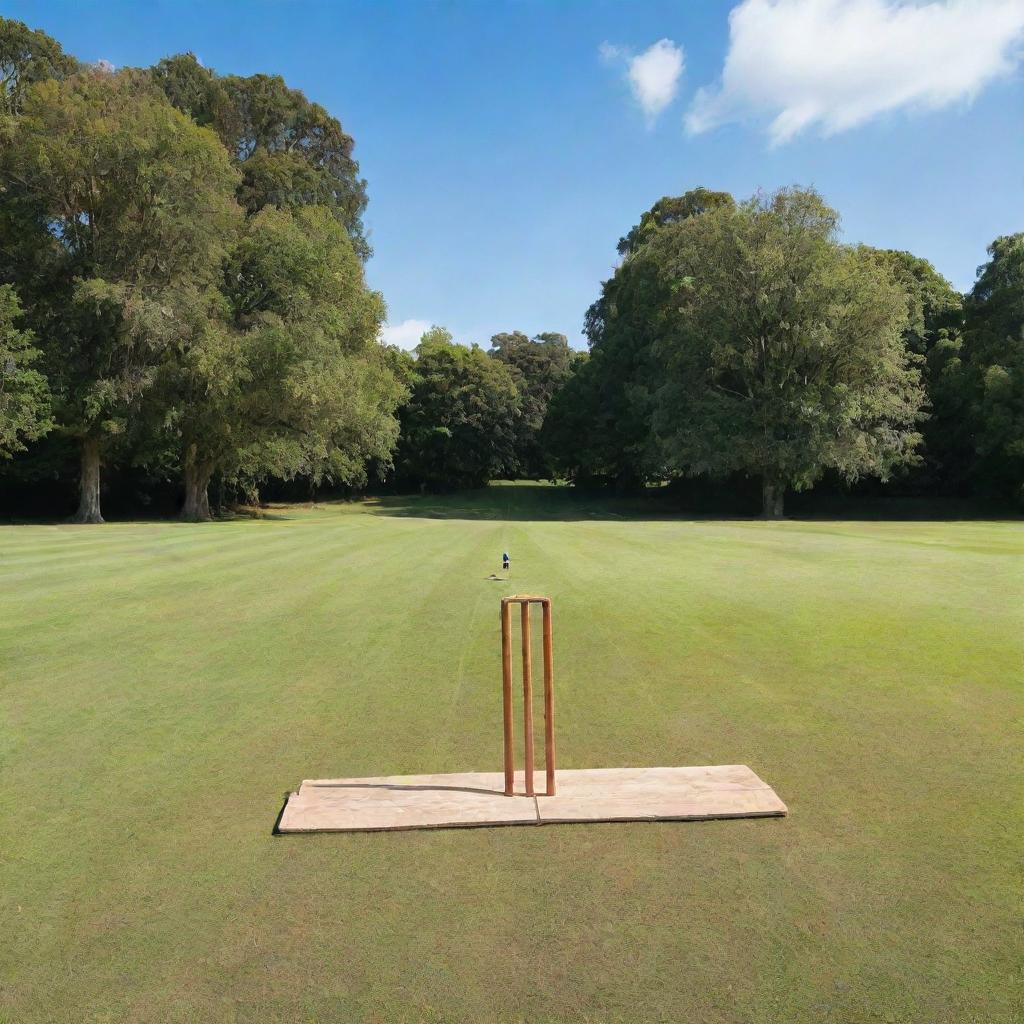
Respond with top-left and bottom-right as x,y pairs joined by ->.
648,188 -> 924,516
961,233 -> 1024,501
859,247 -> 968,491
0,284 -> 51,457
548,189 -> 735,491
0,68 -> 241,521
541,324 -> 656,490
150,54 -> 369,258
159,205 -> 402,519
488,330 -> 573,477
617,187 -> 735,257
148,51 -> 229,131
538,350 -> 600,481
395,329 -> 521,490
146,56 -> 391,516
857,248 -> 962,356
0,16 -> 78,117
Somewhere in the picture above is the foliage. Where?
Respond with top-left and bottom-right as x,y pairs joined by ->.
967,234 -> 1024,343
0,15 -> 1021,518
0,15 -> 78,117
542,331 -> 654,490
0,283 -> 51,456
648,188 -> 924,514
962,233 -> 1024,501
149,53 -> 369,258
539,350 -> 600,482
617,186 -> 735,257
0,19 -> 395,522
148,51 -> 230,130
554,187 -> 928,510
852,247 -> 973,491
857,247 -> 962,355
546,189 -> 735,490
394,328 -> 521,489
0,66 -> 242,519
488,330 -> 573,477
158,205 -> 401,518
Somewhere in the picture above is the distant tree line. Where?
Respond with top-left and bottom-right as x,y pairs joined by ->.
1,18 -> 1021,520
387,187 -> 1022,516
387,326 -> 576,491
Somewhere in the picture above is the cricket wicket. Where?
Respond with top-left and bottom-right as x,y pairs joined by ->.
500,595 -> 556,797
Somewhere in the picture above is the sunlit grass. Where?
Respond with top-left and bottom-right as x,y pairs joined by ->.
2,484 -> 1021,1023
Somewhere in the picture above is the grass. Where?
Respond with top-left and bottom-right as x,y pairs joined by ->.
1,482 -> 1021,1023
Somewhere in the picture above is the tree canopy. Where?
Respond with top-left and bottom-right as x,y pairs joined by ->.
0,17 -> 398,522
0,65 -> 242,521
648,188 -> 924,515
961,233 -> 1024,501
162,204 -> 401,520
0,284 -> 51,457
0,16 -> 78,116
149,53 -> 369,258
550,187 -> 929,513
488,330 -> 573,477
545,188 -> 733,491
394,328 -> 521,490
617,187 -> 735,257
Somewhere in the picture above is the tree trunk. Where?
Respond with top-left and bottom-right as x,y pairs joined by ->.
761,477 -> 785,519
72,436 -> 104,524
181,448 -> 214,522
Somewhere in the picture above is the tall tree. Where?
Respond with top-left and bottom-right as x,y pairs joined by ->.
548,189 -> 734,491
395,329 -> 521,490
961,233 -> 1024,501
538,350 -> 600,482
159,205 -> 401,519
0,284 -> 51,457
488,330 -> 573,477
150,54 -> 369,258
648,188 -> 924,516
0,68 -> 241,521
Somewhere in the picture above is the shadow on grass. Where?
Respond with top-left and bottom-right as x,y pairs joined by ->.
3,483 -> 1019,526
0,508 -> 299,527
359,483 -> 1021,524
361,485 -> 693,523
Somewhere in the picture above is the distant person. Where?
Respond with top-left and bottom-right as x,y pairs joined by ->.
502,552 -> 510,571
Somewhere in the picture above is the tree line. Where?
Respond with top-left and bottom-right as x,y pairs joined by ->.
1,18 -> 1021,521
541,187 -> 1022,515
0,19 -> 398,522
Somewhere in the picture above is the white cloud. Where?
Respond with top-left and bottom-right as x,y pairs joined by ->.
601,38 -> 685,125
686,0 -> 1024,145
380,318 -> 433,351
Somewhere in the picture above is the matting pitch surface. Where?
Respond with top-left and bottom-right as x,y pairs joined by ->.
278,765 -> 787,833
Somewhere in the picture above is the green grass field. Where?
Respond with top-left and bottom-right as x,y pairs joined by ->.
2,484 -> 1022,1024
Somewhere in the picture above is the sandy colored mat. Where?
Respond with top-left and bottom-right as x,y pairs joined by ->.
278,765 -> 787,832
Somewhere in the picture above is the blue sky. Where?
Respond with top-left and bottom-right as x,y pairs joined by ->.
6,0 -> 1024,348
